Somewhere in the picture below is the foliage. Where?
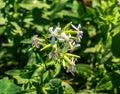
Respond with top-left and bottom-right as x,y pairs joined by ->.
0,77 -> 21,94
0,0 -> 120,94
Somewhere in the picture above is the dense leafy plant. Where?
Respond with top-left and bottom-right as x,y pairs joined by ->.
1,0 -> 120,94
6,22 -> 83,93
80,0 -> 120,93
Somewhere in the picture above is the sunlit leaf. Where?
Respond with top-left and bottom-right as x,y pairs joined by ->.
62,81 -> 75,94
0,0 -> 5,9
96,74 -> 112,91
0,77 -> 21,94
76,64 -> 91,74
20,39 -> 32,44
53,62 -> 61,77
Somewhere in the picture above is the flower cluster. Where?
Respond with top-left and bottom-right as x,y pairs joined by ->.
31,23 -> 83,73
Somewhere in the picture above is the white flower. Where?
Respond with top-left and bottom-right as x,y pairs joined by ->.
71,57 -> 76,66
71,24 -> 81,31
48,26 -> 61,38
58,32 -> 73,43
71,24 -> 83,42
66,66 -> 76,73
77,31 -> 83,42
31,35 -> 42,48
48,26 -> 61,44
66,57 -> 77,73
69,41 -> 80,51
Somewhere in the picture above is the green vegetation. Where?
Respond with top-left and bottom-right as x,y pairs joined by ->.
0,0 -> 120,94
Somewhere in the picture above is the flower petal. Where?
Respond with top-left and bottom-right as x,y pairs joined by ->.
49,27 -> 53,33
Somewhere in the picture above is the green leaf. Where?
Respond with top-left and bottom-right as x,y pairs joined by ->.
53,62 -> 61,77
111,33 -> 120,57
43,79 -> 63,94
77,89 -> 96,94
0,0 -> 5,9
42,71 -> 49,82
27,52 -> 36,65
96,74 -> 112,91
51,78 -> 61,87
62,81 -> 75,94
0,14 -> 6,26
63,22 -> 72,31
0,26 -> 6,35
111,24 -> 120,36
87,25 -> 96,38
10,22 -> 23,36
100,52 -> 112,64
76,64 -> 91,74
5,69 -> 29,84
0,49 -> 6,59
84,47 -> 97,53
110,71 -> 120,88
20,0 -> 49,10
20,38 -> 32,44
84,42 -> 102,53
5,69 -> 21,76
72,0 -> 79,14
0,77 -> 21,94
32,65 -> 45,77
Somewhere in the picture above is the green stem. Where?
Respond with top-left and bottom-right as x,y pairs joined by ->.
114,88 -> 117,94
57,88 -> 59,94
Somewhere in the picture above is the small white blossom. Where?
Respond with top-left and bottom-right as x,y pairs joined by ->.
48,26 -> 61,38
66,66 -> 76,73
31,35 -> 42,48
66,57 -> 76,73
71,57 -> 76,66
69,41 -> 80,51
71,24 -> 83,42
58,32 -> 73,43
48,26 -> 61,44
71,24 -> 81,31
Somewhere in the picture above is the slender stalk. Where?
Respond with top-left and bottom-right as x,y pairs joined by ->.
114,88 -> 117,94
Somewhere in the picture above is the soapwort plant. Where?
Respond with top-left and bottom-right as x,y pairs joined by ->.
31,22 -> 83,73
24,22 -> 83,93
5,22 -> 83,94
